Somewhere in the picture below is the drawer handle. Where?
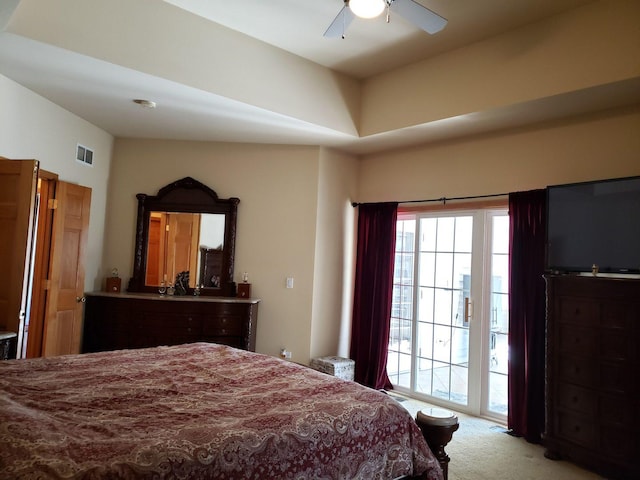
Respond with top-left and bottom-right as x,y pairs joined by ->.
220,329 -> 227,335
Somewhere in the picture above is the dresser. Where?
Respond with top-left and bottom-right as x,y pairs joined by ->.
82,292 -> 259,353
544,275 -> 639,479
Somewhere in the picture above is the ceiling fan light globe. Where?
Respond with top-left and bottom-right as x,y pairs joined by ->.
349,0 -> 385,19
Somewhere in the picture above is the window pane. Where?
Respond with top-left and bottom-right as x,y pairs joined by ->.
419,252 -> 436,287
392,284 -> 413,320
418,286 -> 434,324
491,253 -> 508,294
417,320 -> 433,359
436,217 -> 455,252
434,288 -> 452,326
416,357 -> 433,395
450,364 -> 468,405
488,213 -> 509,417
433,324 -> 451,363
451,326 -> 469,365
492,215 -> 509,254
451,288 -> 466,327
453,252 -> 471,291
394,251 -> 414,285
454,216 -> 473,252
434,252 -> 453,288
492,292 -> 509,332
420,218 -> 437,251
398,220 -> 416,251
397,353 -> 412,388
432,361 -> 451,400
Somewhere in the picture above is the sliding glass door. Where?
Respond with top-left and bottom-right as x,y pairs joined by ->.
388,208 -> 509,421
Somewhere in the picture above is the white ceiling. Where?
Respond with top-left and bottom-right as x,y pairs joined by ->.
3,0 -> 634,155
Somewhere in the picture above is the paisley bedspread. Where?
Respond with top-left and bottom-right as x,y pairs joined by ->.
0,343 -> 443,480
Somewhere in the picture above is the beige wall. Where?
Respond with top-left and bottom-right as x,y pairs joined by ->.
361,0 -> 640,135
0,74 -> 113,292
311,148 -> 359,360
106,139 -> 358,361
357,106 -> 640,203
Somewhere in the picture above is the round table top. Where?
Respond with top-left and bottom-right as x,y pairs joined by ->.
417,407 -> 459,427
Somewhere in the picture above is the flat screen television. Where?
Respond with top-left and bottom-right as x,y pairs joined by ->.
546,176 -> 640,274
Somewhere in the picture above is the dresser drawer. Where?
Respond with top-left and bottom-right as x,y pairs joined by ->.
600,329 -> 632,362
558,354 -> 596,387
557,384 -> 597,416
138,313 -> 203,332
558,297 -> 598,326
558,324 -> 597,355
558,354 -> 629,392
556,410 -> 597,448
202,315 -> 243,336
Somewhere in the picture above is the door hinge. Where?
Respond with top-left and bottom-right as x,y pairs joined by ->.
44,279 -> 51,290
48,198 -> 58,210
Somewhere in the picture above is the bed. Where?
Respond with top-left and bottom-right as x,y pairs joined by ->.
0,342 -> 443,479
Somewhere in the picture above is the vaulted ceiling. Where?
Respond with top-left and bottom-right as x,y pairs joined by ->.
1,0 -> 637,154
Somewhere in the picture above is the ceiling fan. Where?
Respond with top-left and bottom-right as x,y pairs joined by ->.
324,0 -> 447,38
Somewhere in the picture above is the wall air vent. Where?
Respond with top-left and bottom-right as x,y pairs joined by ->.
76,144 -> 94,166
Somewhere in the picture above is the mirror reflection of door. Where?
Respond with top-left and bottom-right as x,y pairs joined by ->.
146,212 -> 200,287
167,213 -> 200,287
146,212 -> 225,288
146,213 -> 167,286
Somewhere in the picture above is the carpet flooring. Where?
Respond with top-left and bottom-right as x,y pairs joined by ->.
391,393 -> 610,480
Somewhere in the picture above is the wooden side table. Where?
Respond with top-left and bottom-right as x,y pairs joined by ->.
0,331 -> 18,360
416,408 -> 459,480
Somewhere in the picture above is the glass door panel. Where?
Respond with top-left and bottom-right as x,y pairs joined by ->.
414,215 -> 472,405
487,214 -> 509,416
390,209 -> 509,422
388,218 -> 416,389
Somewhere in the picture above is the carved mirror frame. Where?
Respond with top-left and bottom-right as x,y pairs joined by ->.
127,177 -> 239,296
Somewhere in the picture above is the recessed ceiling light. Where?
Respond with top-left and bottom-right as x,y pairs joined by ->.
133,99 -> 156,108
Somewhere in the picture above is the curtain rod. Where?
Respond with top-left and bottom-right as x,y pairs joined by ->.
351,192 -> 509,207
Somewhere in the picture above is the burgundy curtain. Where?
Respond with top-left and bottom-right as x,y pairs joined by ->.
349,202 -> 398,390
508,189 -> 547,443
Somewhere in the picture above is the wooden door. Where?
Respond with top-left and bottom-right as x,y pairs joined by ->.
165,213 -> 200,286
42,182 -> 91,357
25,173 -> 58,358
0,158 -> 39,358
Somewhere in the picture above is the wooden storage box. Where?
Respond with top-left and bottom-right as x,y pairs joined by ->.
310,356 -> 355,381
105,277 -> 121,293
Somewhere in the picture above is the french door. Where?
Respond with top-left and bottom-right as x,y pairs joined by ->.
388,208 -> 509,421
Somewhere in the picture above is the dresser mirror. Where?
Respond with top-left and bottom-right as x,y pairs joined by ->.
127,177 -> 239,296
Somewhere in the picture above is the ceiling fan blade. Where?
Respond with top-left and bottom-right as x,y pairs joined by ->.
389,0 -> 447,34
323,5 -> 356,38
